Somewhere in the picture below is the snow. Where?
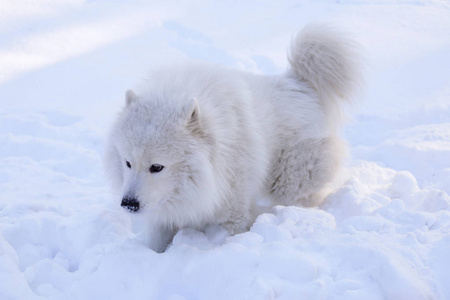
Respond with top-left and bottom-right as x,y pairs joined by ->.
1,0 -> 450,299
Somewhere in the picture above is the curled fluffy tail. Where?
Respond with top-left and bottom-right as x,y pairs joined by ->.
288,24 -> 362,104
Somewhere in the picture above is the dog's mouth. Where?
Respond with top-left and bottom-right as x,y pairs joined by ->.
119,195 -> 172,216
123,204 -> 139,212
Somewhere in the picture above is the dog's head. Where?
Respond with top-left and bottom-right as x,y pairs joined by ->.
105,90 -> 218,225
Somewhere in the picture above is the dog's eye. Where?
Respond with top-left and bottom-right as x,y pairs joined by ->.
150,164 -> 164,173
126,161 -> 131,168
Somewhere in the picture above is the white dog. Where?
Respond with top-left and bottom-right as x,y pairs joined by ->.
105,24 -> 361,252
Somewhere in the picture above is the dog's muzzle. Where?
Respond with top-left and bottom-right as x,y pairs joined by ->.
121,196 -> 140,212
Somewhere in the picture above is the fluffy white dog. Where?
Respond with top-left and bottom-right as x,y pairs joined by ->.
105,24 -> 362,252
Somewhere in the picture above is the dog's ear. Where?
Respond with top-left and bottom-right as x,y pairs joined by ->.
186,97 -> 202,133
189,97 -> 201,122
125,89 -> 138,107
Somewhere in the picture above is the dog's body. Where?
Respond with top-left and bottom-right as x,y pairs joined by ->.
105,24 -> 361,252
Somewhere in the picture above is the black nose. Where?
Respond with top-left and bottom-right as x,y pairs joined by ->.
121,197 -> 140,212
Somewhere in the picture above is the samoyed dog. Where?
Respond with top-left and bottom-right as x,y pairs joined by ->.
105,24 -> 361,252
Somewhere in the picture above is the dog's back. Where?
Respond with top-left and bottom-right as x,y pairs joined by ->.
249,24 -> 363,206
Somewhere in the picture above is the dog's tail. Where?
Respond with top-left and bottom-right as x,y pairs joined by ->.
288,24 -> 362,106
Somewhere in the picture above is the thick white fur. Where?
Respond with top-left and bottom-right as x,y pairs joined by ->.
288,23 -> 362,104
104,24 -> 362,252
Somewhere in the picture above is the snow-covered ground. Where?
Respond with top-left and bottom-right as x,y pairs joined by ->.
1,0 -> 450,299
